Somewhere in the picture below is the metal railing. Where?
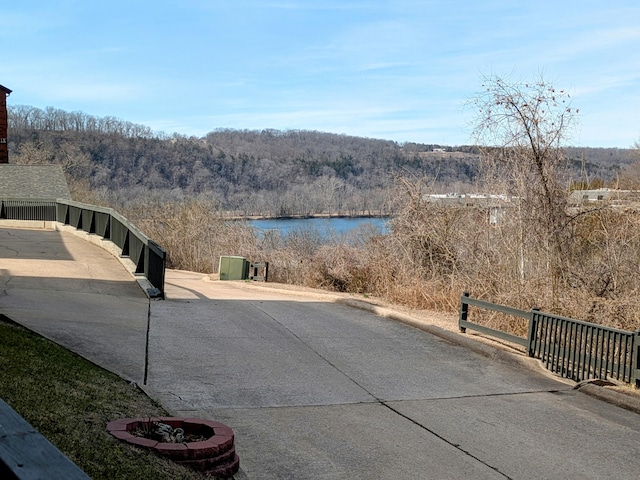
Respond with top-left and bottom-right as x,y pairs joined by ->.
459,293 -> 530,348
529,311 -> 637,384
1,198 -> 166,297
460,292 -> 640,386
0,198 -> 57,220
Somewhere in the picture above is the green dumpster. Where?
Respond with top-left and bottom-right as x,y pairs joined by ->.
219,256 -> 250,280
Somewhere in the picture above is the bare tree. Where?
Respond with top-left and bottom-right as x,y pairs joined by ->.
471,74 -> 578,303
618,139 -> 640,188
12,140 -> 53,165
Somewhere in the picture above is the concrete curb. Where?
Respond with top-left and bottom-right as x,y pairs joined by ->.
576,383 -> 640,415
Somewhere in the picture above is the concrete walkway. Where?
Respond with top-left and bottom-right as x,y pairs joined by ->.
0,227 -> 149,382
2,227 -> 640,479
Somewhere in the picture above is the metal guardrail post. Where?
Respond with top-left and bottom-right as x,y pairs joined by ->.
459,292 -> 470,333
526,307 -> 539,358
633,330 -> 640,388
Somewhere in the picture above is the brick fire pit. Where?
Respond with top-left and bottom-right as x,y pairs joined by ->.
107,417 -> 239,477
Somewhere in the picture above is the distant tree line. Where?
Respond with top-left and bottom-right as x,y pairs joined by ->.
8,105 -> 157,138
7,105 -> 634,217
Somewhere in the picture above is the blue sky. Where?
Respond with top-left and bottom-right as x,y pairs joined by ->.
2,0 -> 639,147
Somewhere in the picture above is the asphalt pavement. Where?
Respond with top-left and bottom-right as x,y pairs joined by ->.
1,226 -> 640,479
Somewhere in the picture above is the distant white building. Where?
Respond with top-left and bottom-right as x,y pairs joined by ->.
568,188 -> 612,205
422,189 -> 640,226
567,188 -> 640,207
424,193 -> 516,225
424,192 -> 516,206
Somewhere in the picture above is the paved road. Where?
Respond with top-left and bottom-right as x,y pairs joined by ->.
2,227 -> 640,479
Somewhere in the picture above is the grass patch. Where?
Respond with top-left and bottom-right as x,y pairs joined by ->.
0,317 -> 205,479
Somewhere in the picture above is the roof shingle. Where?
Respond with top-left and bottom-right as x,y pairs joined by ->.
0,165 -> 71,199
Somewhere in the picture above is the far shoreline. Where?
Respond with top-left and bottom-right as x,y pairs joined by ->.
225,213 -> 391,221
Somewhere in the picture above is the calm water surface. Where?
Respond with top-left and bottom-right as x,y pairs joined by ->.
248,217 -> 389,237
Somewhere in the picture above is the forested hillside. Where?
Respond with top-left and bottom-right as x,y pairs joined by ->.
7,105 -> 634,216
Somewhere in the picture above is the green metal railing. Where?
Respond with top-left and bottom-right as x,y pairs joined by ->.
458,294 -> 530,347
529,311 -> 637,384
459,292 -> 640,386
0,198 -> 57,220
1,198 -> 166,297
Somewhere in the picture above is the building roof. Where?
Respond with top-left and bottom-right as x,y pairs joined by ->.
0,84 -> 11,95
0,165 -> 71,200
568,188 -> 640,207
425,192 -> 517,207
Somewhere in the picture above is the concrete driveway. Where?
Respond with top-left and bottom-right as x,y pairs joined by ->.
2,227 -> 640,479
0,227 -> 149,382
148,271 -> 640,480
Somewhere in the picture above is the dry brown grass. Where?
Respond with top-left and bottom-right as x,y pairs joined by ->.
123,198 -> 259,273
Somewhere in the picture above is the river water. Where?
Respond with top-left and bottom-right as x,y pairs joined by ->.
248,217 -> 389,238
